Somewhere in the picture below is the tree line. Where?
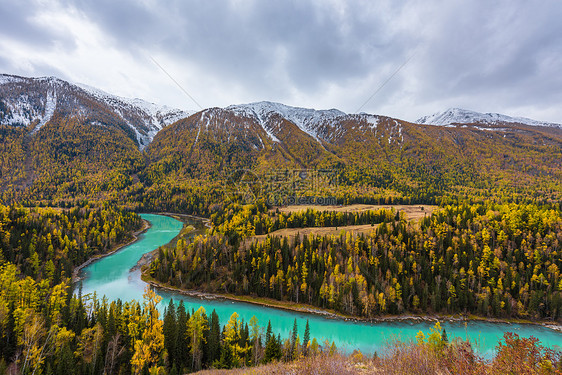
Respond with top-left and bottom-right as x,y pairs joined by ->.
0,261 -> 328,374
0,203 -> 142,285
209,200 -> 399,245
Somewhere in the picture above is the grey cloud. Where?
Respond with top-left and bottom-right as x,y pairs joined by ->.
0,0 -> 77,50
412,1 -> 562,115
2,0 -> 562,123
65,0 -> 411,98
0,56 -> 68,82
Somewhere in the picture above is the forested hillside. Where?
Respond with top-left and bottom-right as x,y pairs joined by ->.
0,203 -> 142,283
151,202 -> 562,320
0,203 -> 320,374
2,77 -> 562,209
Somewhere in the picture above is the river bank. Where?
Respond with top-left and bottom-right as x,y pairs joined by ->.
131,223 -> 197,272
141,271 -> 562,333
135,213 -> 562,334
74,211 -> 205,281
137,216 -> 562,332
130,211 -> 207,273
148,211 -> 211,229
72,218 -> 151,283
77,213 -> 562,356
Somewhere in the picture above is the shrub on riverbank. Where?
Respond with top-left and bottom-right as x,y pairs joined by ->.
192,326 -> 562,375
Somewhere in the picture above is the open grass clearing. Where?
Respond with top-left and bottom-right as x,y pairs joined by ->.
272,204 -> 436,222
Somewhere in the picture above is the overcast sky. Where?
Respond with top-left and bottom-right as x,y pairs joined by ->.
1,0 -> 561,123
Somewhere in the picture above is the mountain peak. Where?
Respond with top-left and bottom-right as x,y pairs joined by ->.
227,101 -> 346,118
0,74 -> 64,86
227,101 -> 347,143
0,73 -> 25,85
417,108 -> 561,128
36,76 -> 64,84
0,73 -> 193,149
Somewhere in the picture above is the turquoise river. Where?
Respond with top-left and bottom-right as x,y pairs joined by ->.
78,214 -> 562,358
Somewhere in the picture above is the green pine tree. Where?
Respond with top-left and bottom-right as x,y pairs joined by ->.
207,309 -> 221,365
163,299 -> 177,369
265,321 -> 272,345
176,300 -> 190,371
302,320 -> 310,355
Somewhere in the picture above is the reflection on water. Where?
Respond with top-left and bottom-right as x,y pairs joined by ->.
78,214 -> 562,357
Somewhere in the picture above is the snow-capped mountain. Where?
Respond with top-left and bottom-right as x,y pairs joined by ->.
2,75 -> 562,198
0,74 -> 193,149
147,99 -> 407,176
417,108 -> 561,129
227,101 -> 346,143
4,72 -> 561,157
225,101 -> 383,144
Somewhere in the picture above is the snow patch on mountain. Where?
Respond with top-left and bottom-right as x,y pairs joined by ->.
2,94 -> 34,127
75,82 -> 193,149
388,120 -> 403,144
365,115 -> 380,128
0,89 -> 57,129
76,83 -> 191,121
33,89 -> 56,134
226,103 -> 280,142
417,108 -> 561,128
472,126 -> 509,132
227,101 -> 345,143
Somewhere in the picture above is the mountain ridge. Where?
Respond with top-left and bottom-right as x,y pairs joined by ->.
0,73 -> 192,149
3,73 -> 562,149
2,73 -> 562,207
416,107 -> 561,128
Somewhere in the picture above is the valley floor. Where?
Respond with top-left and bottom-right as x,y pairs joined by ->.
142,209 -> 562,330
274,204 -> 436,222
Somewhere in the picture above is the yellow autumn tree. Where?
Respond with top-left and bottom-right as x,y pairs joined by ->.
75,323 -> 104,367
188,306 -> 208,371
131,287 -> 165,374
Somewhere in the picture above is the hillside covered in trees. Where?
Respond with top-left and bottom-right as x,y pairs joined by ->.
2,76 -> 562,211
150,202 -> 562,321
0,203 -> 142,284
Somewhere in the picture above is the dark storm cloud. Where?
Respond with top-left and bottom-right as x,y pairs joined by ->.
65,0 -> 411,98
1,0 -> 562,122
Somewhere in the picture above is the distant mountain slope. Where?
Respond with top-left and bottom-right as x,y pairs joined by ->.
2,73 -> 562,206
144,104 -> 333,182
145,101 -> 400,175
145,101 -> 562,205
226,101 -> 346,143
0,74 -> 183,198
417,108 -> 562,129
0,74 -> 192,149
